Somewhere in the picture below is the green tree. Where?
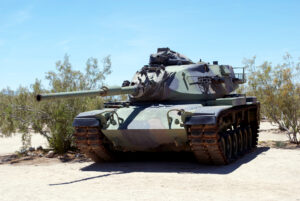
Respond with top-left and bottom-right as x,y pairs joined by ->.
0,55 -> 111,153
0,87 -> 34,147
244,54 -> 300,144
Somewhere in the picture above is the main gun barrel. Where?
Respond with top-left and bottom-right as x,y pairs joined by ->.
36,86 -> 137,101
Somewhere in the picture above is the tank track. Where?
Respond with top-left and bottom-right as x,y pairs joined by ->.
188,104 -> 260,165
74,126 -> 114,162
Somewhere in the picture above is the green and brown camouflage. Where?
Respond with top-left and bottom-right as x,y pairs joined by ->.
37,48 -> 259,164
37,48 -> 245,103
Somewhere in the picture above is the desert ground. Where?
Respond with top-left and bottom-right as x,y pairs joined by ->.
0,121 -> 299,201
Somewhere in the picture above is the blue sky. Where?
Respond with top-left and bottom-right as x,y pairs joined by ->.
0,0 -> 299,90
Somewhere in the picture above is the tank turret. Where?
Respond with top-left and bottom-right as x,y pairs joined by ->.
37,48 -> 245,103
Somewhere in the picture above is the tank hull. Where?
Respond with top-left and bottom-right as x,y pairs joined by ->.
73,97 -> 260,165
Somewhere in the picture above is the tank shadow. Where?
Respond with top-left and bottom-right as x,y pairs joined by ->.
49,172 -> 124,186
49,147 -> 269,186
81,146 -> 270,175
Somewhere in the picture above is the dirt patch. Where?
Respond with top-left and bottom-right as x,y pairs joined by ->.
0,150 -> 91,165
259,141 -> 300,149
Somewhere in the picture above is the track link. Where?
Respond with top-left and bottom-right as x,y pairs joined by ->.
188,104 -> 260,165
74,126 -> 113,162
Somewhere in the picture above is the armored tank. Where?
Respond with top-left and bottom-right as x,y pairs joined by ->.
37,48 -> 260,165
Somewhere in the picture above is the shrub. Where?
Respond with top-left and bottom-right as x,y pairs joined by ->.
244,54 -> 300,144
0,55 -> 111,153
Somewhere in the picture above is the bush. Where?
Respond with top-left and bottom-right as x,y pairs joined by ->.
244,54 -> 300,144
0,55 -> 111,153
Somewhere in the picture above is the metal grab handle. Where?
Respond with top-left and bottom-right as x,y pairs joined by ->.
167,109 -> 185,129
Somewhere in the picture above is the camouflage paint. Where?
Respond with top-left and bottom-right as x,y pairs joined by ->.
129,62 -> 241,102
38,48 -> 251,153
74,103 -> 239,151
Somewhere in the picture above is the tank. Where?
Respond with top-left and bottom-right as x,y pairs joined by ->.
37,48 -> 260,165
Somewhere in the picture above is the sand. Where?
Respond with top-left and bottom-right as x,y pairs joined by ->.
0,121 -> 299,201
0,133 -> 48,155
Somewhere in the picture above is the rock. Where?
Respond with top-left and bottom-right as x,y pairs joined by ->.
75,153 -> 83,158
19,148 -> 27,155
27,152 -> 36,157
2,158 -> 11,163
1,155 -> 18,163
36,146 -> 43,151
58,154 -> 70,162
46,151 -> 55,158
28,147 -> 35,152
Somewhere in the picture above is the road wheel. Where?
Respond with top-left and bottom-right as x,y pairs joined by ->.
231,131 -> 238,159
225,134 -> 233,161
236,128 -> 244,155
220,135 -> 226,158
242,127 -> 249,152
